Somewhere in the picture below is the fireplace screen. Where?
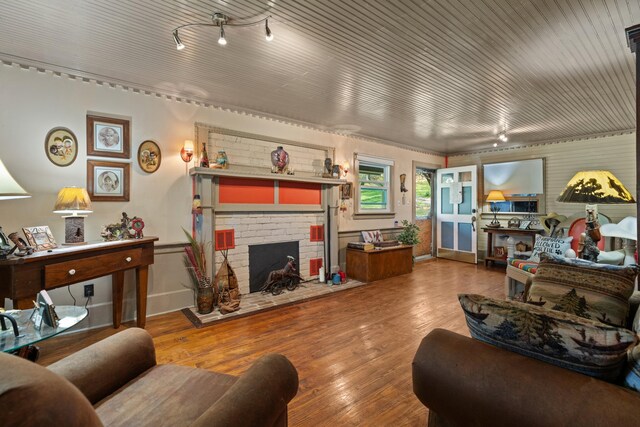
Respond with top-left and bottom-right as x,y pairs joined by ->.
248,241 -> 300,293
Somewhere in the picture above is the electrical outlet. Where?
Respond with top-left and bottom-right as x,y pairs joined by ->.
84,284 -> 94,298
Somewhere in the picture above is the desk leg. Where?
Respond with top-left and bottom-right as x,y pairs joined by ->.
136,266 -> 148,328
112,271 -> 124,328
485,231 -> 493,267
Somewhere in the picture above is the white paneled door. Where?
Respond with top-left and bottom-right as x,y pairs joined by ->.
436,166 -> 478,264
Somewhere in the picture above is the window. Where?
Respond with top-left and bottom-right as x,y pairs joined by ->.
355,154 -> 393,214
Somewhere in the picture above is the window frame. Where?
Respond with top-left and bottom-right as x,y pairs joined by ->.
354,154 -> 395,217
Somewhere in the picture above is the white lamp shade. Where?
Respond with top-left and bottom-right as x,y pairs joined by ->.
0,158 -> 30,200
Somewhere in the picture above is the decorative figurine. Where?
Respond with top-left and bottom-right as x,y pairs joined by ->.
260,255 -> 303,295
214,150 -> 229,169
7,232 -> 34,256
101,212 -> 143,241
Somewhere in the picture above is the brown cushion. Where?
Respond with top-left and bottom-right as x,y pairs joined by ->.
527,253 -> 638,326
95,364 -> 237,426
0,352 -> 102,427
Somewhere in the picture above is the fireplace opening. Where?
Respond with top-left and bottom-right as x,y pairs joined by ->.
249,241 -> 300,293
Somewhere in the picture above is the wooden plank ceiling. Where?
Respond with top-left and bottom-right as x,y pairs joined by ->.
0,0 -> 638,154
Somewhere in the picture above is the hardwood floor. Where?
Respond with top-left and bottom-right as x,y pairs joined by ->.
37,259 -> 505,426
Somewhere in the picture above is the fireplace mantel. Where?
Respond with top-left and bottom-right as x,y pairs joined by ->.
190,167 -> 347,186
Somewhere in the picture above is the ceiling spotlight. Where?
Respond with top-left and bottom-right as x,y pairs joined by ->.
173,30 -> 185,50
265,19 -> 273,41
172,12 -> 273,50
218,24 -> 227,45
498,132 -> 508,142
493,142 -> 498,148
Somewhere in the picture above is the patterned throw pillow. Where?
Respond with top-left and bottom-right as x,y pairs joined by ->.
361,230 -> 383,243
527,253 -> 638,326
459,293 -> 637,381
528,235 -> 573,263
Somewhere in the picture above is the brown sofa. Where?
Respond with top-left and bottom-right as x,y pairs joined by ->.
412,329 -> 640,427
0,328 -> 299,426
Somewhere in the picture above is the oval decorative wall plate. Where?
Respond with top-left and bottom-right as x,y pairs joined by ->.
137,140 -> 161,173
45,127 -> 78,167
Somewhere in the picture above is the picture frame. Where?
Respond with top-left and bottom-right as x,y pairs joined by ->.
87,160 -> 130,201
137,140 -> 161,173
340,182 -> 352,200
494,246 -> 506,257
45,127 -> 78,167
86,114 -> 130,159
519,220 -> 531,230
23,226 -> 57,251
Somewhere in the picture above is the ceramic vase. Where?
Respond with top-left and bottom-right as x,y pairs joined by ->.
271,146 -> 289,172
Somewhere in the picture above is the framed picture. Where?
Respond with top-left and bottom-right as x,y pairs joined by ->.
494,246 -> 506,257
86,114 -> 130,159
87,160 -> 130,201
45,127 -> 78,167
519,220 -> 531,230
340,183 -> 352,200
23,226 -> 57,251
137,140 -> 161,173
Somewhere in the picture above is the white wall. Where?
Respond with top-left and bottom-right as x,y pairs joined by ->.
448,134 -> 637,256
0,63 -> 444,327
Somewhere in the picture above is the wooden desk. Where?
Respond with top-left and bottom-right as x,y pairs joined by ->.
0,237 -> 158,328
346,245 -> 413,283
482,227 -> 542,267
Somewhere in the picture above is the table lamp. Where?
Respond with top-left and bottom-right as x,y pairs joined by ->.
486,190 -> 506,228
53,187 -> 93,245
557,170 -> 635,261
0,158 -> 31,258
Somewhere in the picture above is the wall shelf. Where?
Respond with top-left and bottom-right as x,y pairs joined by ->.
189,167 -> 346,186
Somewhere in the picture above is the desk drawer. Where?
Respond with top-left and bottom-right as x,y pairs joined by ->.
45,248 -> 142,287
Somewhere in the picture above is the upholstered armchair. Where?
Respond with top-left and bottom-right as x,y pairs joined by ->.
0,328 -> 299,426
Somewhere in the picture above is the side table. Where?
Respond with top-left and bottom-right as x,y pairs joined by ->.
483,227 -> 543,267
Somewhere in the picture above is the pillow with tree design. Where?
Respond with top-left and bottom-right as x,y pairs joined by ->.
526,253 -> 638,326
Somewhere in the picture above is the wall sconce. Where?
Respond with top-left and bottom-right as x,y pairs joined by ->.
181,140 -> 194,162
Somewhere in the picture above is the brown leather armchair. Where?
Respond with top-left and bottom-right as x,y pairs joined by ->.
413,329 -> 640,427
0,328 -> 298,426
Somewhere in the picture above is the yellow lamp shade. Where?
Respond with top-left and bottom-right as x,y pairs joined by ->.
485,190 -> 506,202
53,187 -> 93,214
557,170 -> 635,204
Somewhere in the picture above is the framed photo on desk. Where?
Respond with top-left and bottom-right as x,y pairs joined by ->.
519,220 -> 531,230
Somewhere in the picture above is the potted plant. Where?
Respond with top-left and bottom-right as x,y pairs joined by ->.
397,220 -> 421,246
182,229 -> 216,314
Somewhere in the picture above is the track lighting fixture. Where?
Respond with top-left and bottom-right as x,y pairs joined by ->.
172,12 -> 273,50
218,24 -> 227,46
265,19 -> 273,41
173,30 -> 185,50
498,132 -> 508,142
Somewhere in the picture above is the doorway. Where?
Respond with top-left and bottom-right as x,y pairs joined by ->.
413,165 -> 435,260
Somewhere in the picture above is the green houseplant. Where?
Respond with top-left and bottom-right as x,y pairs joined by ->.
182,229 -> 216,314
397,220 -> 420,246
